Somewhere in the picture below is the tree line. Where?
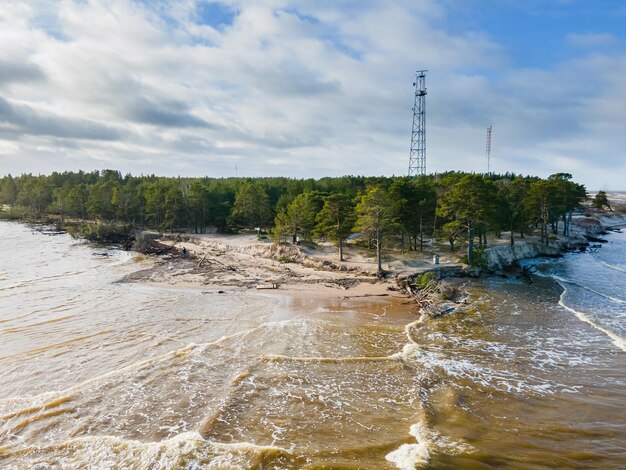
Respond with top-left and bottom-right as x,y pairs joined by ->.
0,170 -> 587,271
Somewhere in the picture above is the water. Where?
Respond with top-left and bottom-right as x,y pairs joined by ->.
530,229 -> 626,351
0,221 -> 625,469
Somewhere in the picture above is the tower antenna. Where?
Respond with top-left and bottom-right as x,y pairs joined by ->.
408,70 -> 427,176
486,125 -> 492,174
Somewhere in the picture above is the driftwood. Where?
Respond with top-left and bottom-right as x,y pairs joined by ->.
210,258 -> 236,271
196,255 -> 236,271
583,234 -> 608,243
405,285 -> 433,308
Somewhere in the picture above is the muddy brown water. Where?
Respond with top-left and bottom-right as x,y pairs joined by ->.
1,221 -> 624,469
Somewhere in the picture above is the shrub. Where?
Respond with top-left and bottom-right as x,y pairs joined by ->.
416,271 -> 437,290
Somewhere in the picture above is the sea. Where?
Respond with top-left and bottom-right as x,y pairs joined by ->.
0,220 -> 624,469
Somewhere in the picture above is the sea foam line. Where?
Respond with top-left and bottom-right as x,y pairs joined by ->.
599,259 -> 626,273
548,274 -> 626,304
558,296 -> 626,353
1,431 -> 294,467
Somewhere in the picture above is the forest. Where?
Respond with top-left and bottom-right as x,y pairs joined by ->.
0,170 -> 588,270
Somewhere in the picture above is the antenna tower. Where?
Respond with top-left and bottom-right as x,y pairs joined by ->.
408,70 -> 427,176
486,125 -> 492,174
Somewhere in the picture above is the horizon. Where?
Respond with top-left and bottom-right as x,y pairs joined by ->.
1,1 -> 625,190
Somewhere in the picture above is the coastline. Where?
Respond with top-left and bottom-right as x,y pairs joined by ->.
1,209 -> 625,469
3,204 -> 624,313
115,209 -> 626,315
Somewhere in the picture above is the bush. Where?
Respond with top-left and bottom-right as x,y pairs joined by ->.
416,271 -> 437,290
67,222 -> 133,246
471,246 -> 488,268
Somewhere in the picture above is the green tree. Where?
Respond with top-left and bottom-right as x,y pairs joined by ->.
273,192 -> 323,243
1,174 -> 18,205
16,175 -> 52,216
389,176 -> 436,252
229,182 -> 272,231
314,193 -> 355,261
495,177 -> 531,246
354,186 -> 397,275
113,180 -> 140,224
66,185 -> 88,219
546,173 -> 586,236
142,180 -> 168,229
592,190 -> 612,211
50,186 -> 70,224
524,179 -> 552,245
163,181 -> 187,232
87,180 -> 117,221
438,174 -> 498,265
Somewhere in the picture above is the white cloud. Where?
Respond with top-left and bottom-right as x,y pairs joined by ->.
0,0 -> 624,189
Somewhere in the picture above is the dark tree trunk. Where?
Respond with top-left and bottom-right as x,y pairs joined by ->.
468,224 -> 475,265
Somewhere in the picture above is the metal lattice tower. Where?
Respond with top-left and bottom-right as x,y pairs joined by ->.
408,70 -> 428,176
486,125 -> 492,173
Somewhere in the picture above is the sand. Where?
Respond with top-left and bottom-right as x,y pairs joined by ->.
121,233 -> 409,300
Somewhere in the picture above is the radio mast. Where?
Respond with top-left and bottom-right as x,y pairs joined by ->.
486,125 -> 492,174
408,70 -> 427,176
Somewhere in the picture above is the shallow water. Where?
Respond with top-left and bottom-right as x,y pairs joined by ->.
1,221 -> 625,469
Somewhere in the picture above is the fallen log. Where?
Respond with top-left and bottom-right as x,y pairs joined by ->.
583,234 -> 608,243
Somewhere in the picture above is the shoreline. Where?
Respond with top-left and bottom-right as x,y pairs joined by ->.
117,209 -> 626,314
3,207 -> 624,313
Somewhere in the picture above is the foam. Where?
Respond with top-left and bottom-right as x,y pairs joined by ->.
3,432 -> 294,469
551,275 -> 626,305
385,442 -> 430,469
385,419 -> 476,469
531,271 -> 626,352
559,299 -> 626,352
395,343 -> 573,395
260,354 -> 394,363
599,260 -> 626,273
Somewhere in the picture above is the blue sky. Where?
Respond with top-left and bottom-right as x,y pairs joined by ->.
0,0 -> 625,189
452,0 -> 626,67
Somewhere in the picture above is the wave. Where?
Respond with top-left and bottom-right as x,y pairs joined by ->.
537,272 -> 626,352
260,354 -> 394,363
0,339 -> 219,408
0,314 -> 76,335
599,260 -> 626,273
558,298 -> 626,353
385,411 -> 475,469
544,274 -> 626,305
2,432 -> 295,469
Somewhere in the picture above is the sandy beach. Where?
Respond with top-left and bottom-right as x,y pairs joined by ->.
121,233 -> 420,300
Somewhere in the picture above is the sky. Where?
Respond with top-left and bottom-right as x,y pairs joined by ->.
1,0 -> 625,189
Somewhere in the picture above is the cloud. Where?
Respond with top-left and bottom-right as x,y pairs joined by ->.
0,96 -> 121,141
0,0 -> 624,189
0,60 -> 45,86
566,32 -> 618,48
124,96 -> 215,128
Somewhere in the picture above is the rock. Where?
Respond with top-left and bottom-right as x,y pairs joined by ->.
484,241 -> 563,272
